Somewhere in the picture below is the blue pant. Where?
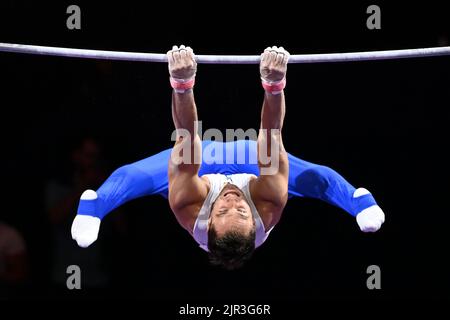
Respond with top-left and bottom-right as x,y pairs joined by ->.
78,140 -> 377,219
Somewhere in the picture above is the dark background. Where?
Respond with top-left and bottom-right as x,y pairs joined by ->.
0,0 -> 449,311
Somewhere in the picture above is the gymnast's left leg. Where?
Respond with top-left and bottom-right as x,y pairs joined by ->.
287,154 -> 385,232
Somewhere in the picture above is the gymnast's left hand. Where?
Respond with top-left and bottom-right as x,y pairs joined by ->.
260,46 -> 290,82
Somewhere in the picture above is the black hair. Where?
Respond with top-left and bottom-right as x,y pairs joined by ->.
207,224 -> 256,270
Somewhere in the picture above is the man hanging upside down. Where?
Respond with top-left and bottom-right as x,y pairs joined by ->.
71,45 -> 385,270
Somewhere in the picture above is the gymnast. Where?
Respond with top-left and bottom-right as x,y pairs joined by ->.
71,45 -> 385,270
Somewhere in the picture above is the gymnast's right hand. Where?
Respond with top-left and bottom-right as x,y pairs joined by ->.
167,45 -> 197,80
71,190 -> 101,248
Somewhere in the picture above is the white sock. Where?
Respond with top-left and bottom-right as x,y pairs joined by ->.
354,188 -> 385,232
71,190 -> 101,248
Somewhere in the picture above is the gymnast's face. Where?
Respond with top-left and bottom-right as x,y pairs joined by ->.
209,184 -> 254,237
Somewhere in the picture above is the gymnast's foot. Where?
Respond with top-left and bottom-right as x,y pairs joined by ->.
354,188 -> 385,232
71,189 -> 101,248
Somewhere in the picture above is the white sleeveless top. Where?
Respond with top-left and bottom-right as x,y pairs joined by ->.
193,173 -> 274,251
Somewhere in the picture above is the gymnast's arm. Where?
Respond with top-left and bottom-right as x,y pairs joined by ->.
251,46 -> 289,227
166,45 -> 208,232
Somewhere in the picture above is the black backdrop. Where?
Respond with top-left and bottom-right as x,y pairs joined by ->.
0,0 -> 449,312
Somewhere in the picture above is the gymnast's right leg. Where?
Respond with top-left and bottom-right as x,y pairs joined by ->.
71,148 -> 172,247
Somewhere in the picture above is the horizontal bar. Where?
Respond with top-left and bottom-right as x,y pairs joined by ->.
1,42 -> 450,64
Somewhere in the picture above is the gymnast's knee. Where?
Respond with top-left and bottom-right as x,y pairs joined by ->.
110,164 -> 142,183
295,165 -> 332,194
